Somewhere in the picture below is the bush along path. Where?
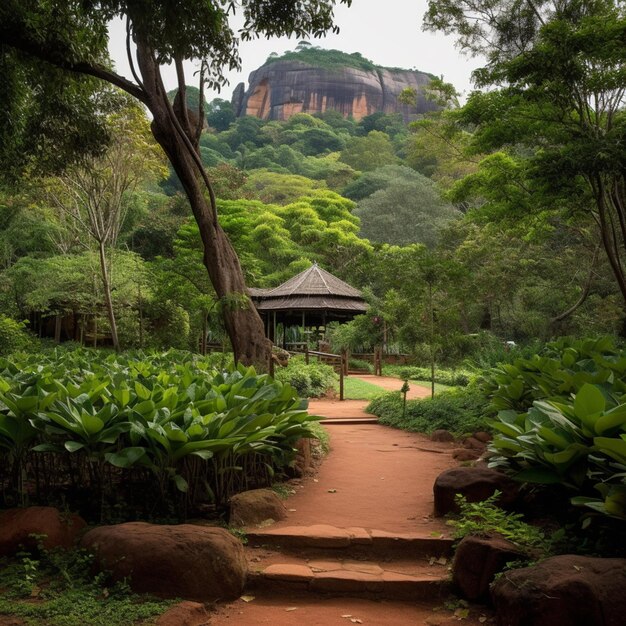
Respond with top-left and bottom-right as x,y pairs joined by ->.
211,400 -> 494,626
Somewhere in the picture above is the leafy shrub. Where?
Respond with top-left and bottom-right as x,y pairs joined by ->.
484,337 -> 626,521
366,385 -> 490,436
348,358 -> 373,373
449,492 -> 551,557
0,316 -> 34,356
0,349 -> 319,519
458,332 -> 545,371
384,364 -> 472,387
274,356 -> 337,398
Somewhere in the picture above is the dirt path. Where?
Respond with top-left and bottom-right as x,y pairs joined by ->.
263,422 -> 453,534
208,394 -> 493,626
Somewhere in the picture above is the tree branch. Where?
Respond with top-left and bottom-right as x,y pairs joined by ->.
1,28 -> 148,105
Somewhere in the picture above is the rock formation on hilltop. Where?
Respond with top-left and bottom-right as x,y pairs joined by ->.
231,48 -> 439,122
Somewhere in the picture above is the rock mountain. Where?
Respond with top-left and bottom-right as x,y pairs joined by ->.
231,48 -> 439,122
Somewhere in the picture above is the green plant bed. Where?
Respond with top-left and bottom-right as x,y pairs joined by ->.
0,547 -> 173,626
383,365 -> 473,387
0,348 -> 320,520
366,385 -> 491,436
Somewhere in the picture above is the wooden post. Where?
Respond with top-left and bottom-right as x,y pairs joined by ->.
339,365 -> 344,401
305,342 -> 309,365
375,346 -> 383,376
272,311 -> 277,344
341,348 -> 348,377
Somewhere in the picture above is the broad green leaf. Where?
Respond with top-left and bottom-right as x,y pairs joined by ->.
81,414 -> 104,435
105,447 -> 146,468
135,382 -> 151,400
173,474 -> 189,492
574,384 -> 605,420
64,441 -> 85,452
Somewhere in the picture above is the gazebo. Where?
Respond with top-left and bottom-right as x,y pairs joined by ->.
249,263 -> 367,347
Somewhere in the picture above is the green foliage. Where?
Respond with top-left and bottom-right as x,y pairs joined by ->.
424,0 -> 626,306
384,364 -> 472,387
367,385 -> 489,435
484,337 -> 626,521
482,337 -> 625,414
274,356 -> 337,398
449,492 -> 550,556
355,176 -> 460,247
340,131 -> 398,171
0,349 -> 319,517
264,47 -> 379,72
0,316 -> 34,355
348,358 -> 373,373
0,545 -> 172,626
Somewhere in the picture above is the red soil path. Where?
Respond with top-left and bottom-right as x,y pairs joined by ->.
209,390 -> 495,625
261,422 -> 453,534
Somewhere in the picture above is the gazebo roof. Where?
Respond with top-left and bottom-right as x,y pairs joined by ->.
249,263 -> 367,314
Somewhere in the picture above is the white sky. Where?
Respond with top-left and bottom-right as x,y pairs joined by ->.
108,0 -> 481,103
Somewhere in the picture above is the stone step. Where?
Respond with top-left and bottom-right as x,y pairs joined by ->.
319,417 -> 379,425
246,524 -> 453,559
246,555 -> 450,600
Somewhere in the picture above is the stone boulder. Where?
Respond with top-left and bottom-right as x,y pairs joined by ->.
431,430 -> 455,443
156,601 -> 211,626
463,436 -> 487,452
81,522 -> 246,601
291,438 -> 313,477
473,431 -> 492,443
0,506 -> 86,556
453,535 -> 526,601
229,488 -> 288,527
452,448 -> 481,462
492,555 -> 626,626
433,467 -> 519,516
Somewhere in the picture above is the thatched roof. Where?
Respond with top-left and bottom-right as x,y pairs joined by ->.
249,263 -> 367,314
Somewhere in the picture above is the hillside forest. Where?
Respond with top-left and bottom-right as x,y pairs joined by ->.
1,38 -> 624,365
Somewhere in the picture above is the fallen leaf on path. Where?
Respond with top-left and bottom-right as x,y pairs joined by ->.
341,615 -> 352,618
288,508 -> 297,512
454,607 -> 469,619
240,595 -> 255,603
350,619 -> 363,624
327,489 -> 337,493
479,616 -> 487,623
285,607 -> 298,611
436,557 -> 448,565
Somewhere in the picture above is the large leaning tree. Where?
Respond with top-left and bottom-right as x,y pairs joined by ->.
423,0 -> 626,303
0,0 -> 351,367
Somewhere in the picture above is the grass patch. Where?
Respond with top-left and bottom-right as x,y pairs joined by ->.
0,548 -> 173,626
406,379 -> 451,395
340,377 -> 388,400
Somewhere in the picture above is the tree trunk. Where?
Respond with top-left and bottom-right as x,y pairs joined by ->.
98,241 -> 120,352
135,44 -> 271,368
54,314 -> 62,344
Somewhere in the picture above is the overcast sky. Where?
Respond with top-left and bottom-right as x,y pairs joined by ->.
108,0 -> 481,103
